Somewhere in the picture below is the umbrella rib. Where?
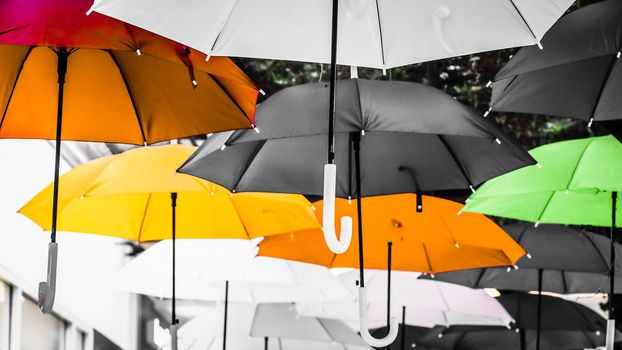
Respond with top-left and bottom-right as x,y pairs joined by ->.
560,270 -> 569,294
588,54 -> 619,121
231,139 -> 267,193
580,229 -> 610,273
437,135 -> 473,187
206,72 -> 251,120
506,0 -> 541,45
106,50 -> 148,145
474,268 -> 487,288
207,0 -> 240,54
0,45 -> 34,130
373,0 -> 387,69
136,193 -> 152,242
422,243 -> 434,273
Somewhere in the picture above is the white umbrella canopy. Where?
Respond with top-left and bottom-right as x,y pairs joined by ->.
116,239 -> 349,303
296,270 -> 513,329
171,303 -> 370,350
91,0 -> 574,69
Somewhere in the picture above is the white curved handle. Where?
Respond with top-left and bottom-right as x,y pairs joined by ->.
170,324 -> 179,350
358,287 -> 399,348
38,242 -> 58,314
606,319 -> 615,350
322,164 -> 352,254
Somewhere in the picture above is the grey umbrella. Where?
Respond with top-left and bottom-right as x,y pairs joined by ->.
426,223 -> 622,350
487,0 -> 622,139
375,293 -> 618,350
428,223 -> 622,294
178,78 -> 534,346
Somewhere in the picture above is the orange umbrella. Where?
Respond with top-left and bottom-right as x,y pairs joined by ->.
259,193 -> 525,348
0,0 -> 259,314
259,194 -> 525,273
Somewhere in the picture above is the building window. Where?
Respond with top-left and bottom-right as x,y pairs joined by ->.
20,296 -> 64,350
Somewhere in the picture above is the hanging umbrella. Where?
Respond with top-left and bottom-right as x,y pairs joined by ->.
256,194 -> 525,346
90,0 -> 573,69
92,1 -> 570,295
486,0 -> 622,138
296,269 -> 514,330
178,79 -> 532,347
0,0 -> 259,314
20,144 -> 319,349
428,223 -> 622,294
115,239 -> 349,303
173,303 -> 370,350
463,135 -> 622,350
374,292 -> 616,350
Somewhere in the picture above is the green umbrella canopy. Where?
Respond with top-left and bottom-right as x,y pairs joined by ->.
464,135 -> 622,227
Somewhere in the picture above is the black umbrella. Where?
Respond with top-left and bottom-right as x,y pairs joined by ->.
179,79 -> 534,346
487,0 -> 622,139
426,223 -> 622,350
428,223 -> 622,294
375,292 -> 616,350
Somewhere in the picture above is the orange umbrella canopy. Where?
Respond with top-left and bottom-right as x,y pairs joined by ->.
0,0 -> 258,144
259,194 -> 525,273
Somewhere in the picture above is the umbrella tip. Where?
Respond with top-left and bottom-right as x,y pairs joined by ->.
485,80 -> 492,88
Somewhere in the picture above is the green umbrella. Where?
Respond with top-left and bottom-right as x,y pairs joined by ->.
463,135 -> 621,350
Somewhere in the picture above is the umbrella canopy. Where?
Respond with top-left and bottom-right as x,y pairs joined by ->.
116,239 -> 349,304
429,223 -> 622,294
90,0 -> 574,69
374,293 -> 616,350
19,144 -> 319,349
296,270 -> 514,330
378,324 -> 612,350
463,136 -> 621,227
0,0 -> 258,143
20,145 -> 318,241
179,79 -> 534,197
489,0 -> 622,135
259,194 -> 525,273
174,303 -> 370,350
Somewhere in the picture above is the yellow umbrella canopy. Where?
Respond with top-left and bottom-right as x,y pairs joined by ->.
19,144 -> 319,241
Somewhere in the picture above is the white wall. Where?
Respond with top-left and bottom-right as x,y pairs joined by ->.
0,140 -> 137,350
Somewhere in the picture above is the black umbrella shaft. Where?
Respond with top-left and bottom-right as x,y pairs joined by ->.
51,48 -> 69,243
171,193 -> 177,325
386,242 -> 393,350
353,133 -> 365,287
327,0 -> 339,164
519,328 -> 526,350
223,280 -> 229,350
400,306 -> 406,350
611,191 -> 618,319
536,268 -> 543,350
264,337 -> 268,350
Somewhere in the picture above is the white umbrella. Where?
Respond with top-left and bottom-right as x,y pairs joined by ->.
90,0 -> 572,69
91,1 -> 573,345
297,270 -> 513,329
116,239 -> 349,303
172,303 -> 370,350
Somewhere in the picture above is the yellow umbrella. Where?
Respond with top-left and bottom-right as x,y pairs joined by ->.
19,144 -> 319,347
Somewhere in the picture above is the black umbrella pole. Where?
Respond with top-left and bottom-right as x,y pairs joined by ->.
223,280 -> 229,350
519,329 -> 526,350
400,307 -> 406,350
536,268 -> 543,350
353,132 -> 365,286
327,0 -> 339,164
608,191 -> 617,350
171,193 -> 178,326
386,242 -> 393,350
264,337 -> 268,350
38,47 -> 69,314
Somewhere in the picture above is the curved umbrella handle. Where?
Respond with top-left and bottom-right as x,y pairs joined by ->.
606,319 -> 615,350
323,164 -> 352,254
358,287 -> 399,348
38,242 -> 58,314
170,324 -> 179,350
